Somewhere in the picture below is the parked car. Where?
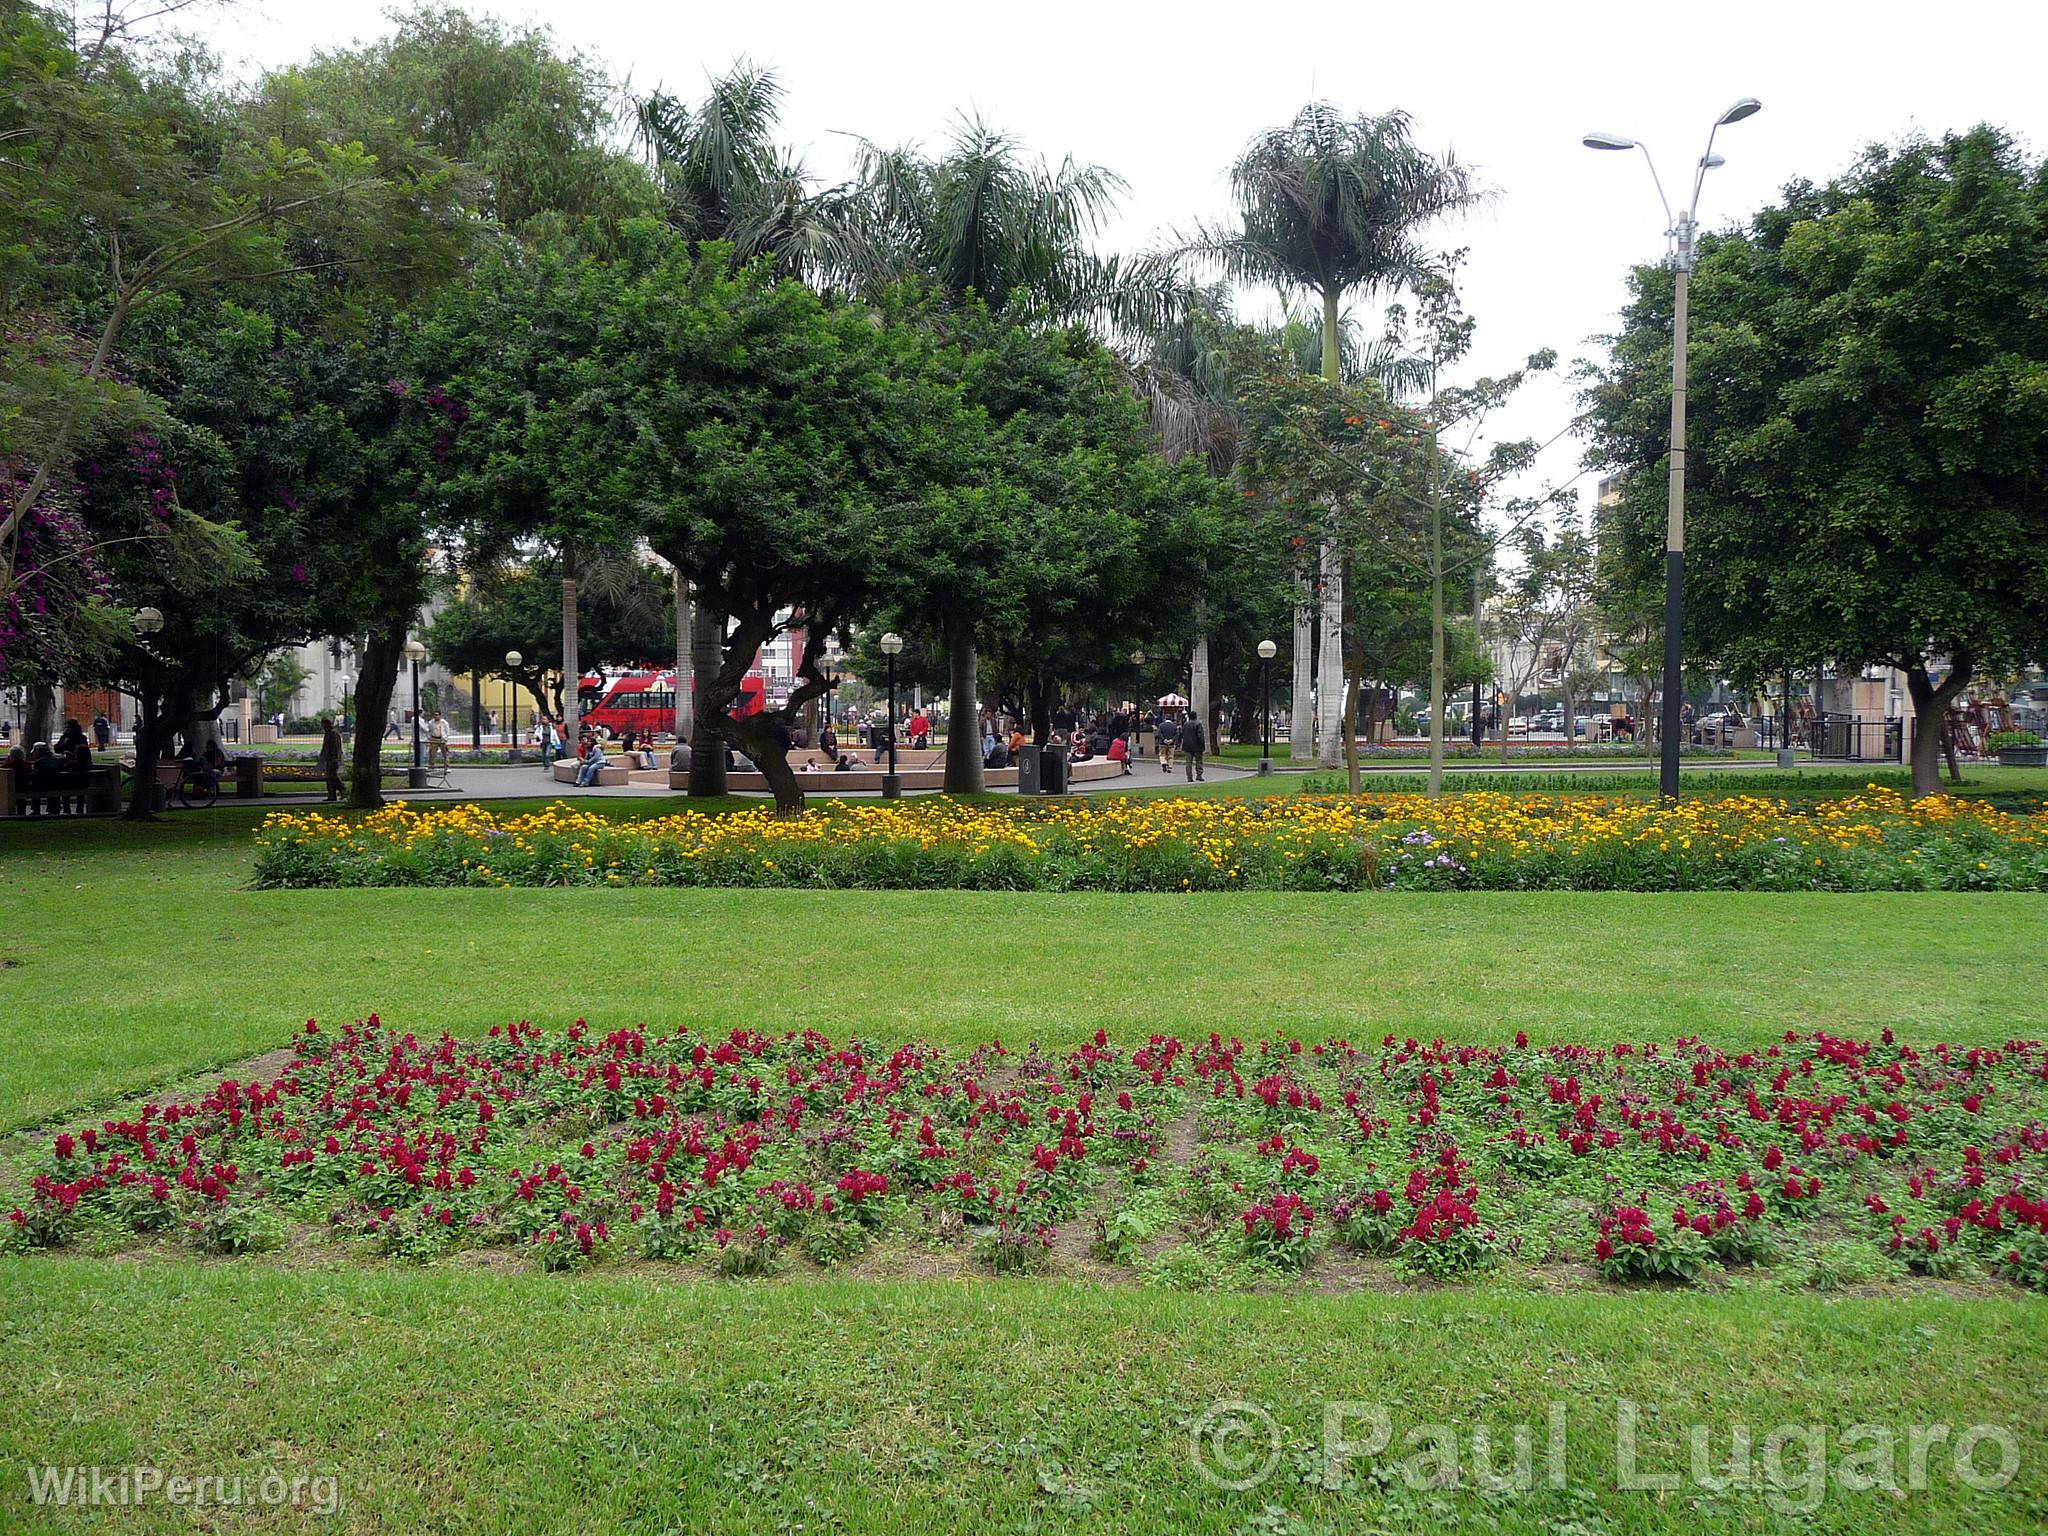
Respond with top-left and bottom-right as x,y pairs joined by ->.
1530,709 -> 1564,733
1506,716 -> 1532,736
1696,709 -> 1747,742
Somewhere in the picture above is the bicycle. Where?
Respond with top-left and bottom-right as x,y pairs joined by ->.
175,763 -> 221,810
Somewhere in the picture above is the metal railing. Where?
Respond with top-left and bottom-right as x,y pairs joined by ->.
1812,712 -> 1902,763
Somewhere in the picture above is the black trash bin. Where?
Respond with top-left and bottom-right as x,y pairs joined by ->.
1015,747 -> 1039,795
234,753 -> 263,799
1038,744 -> 1068,795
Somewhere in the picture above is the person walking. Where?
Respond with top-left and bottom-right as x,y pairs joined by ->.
91,712 -> 112,750
426,708 -> 452,769
1155,712 -> 1179,772
1182,713 -> 1207,782
318,716 -> 345,802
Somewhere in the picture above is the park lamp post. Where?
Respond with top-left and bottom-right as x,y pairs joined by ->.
1257,638 -> 1278,775
504,651 -> 523,762
1584,96 -> 1760,798
338,673 -> 351,736
404,638 -> 427,787
131,605 -> 164,771
1129,648 -> 1145,752
879,631 -> 903,799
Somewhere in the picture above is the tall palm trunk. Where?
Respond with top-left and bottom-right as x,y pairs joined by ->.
687,601 -> 727,797
943,627 -> 984,794
1189,603 -> 1212,757
560,546 -> 580,743
1289,569 -> 1314,763
1314,284 -> 1346,770
1316,531 -> 1345,769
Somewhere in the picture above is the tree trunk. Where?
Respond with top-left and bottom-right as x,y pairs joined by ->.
123,683 -> 161,821
687,601 -> 728,797
348,619 -> 404,809
728,711 -> 803,814
559,551 -> 580,743
1316,533 -> 1344,769
23,683 -> 54,744
1027,672 -> 1051,747
1905,654 -> 1972,798
673,571 -> 691,740
1428,445 -> 1446,798
1341,675 -> 1361,795
1289,568 -> 1314,764
943,628 -> 984,794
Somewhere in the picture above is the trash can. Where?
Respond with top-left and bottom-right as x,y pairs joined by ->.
1015,748 -> 1039,795
1038,745 -> 1068,795
408,764 -> 430,790
234,753 -> 263,799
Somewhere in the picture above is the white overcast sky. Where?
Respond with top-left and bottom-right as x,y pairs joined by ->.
176,0 -> 2047,523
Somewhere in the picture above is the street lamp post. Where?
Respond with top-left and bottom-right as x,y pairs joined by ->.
1257,639 -> 1277,775
337,673 -> 351,736
404,638 -> 427,788
505,650 -> 523,763
879,632 -> 903,799
1129,648 -> 1145,757
1585,96 -> 1760,798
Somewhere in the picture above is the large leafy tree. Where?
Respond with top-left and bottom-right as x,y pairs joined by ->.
0,2 -> 463,614
632,62 -> 842,784
1586,125 -> 2048,795
840,116 -> 1168,792
1180,104 -> 1477,767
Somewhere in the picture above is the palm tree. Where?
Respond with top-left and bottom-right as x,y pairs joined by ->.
839,115 -> 1166,793
1181,103 -> 1477,767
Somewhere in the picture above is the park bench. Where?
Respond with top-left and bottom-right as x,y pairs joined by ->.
551,760 -> 632,787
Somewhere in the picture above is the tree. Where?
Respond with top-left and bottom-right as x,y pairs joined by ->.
841,115 -> 1167,793
0,2 -> 463,611
1181,103 -> 1478,767
282,6 -> 658,769
1585,126 -> 2048,795
633,61 -> 830,788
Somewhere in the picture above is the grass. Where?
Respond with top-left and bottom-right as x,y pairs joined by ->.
4,790 -> 2047,1533
1,1259 -> 2042,1533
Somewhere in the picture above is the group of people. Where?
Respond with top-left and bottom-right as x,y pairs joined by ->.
972,706 -> 1211,781
4,718 -> 96,816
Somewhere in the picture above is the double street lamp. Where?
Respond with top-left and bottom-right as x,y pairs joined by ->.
1584,95 -> 1761,798
878,631 -> 903,799
1256,638 -> 1277,775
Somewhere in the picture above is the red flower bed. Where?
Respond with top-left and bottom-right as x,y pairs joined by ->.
9,1018 -> 2048,1291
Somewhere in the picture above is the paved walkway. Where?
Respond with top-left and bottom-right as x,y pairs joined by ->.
238,750 -> 1834,809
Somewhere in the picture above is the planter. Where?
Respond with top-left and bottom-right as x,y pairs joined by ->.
1997,746 -> 2047,768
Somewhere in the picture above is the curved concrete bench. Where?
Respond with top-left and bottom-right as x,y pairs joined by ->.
551,761 -> 631,786
660,757 -> 1129,793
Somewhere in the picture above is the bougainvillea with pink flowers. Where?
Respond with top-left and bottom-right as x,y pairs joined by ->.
8,1019 -> 2048,1294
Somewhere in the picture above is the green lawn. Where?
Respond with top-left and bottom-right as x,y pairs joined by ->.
4,795 -> 2047,1533
0,1261 -> 2040,1533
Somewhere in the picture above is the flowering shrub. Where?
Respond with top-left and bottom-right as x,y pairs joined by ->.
1240,1192 -> 1316,1269
9,1020 -> 2048,1295
251,786 -> 2048,894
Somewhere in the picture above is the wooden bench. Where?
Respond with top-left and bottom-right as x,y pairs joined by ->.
552,760 -> 632,787
1,763 -> 120,817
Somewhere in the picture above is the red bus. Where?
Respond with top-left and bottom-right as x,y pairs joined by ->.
578,672 -> 766,738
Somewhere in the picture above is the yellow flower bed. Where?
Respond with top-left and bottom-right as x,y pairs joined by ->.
250,787 -> 2046,893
